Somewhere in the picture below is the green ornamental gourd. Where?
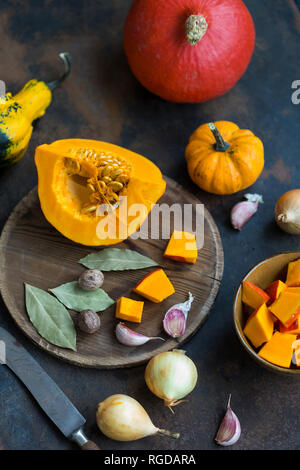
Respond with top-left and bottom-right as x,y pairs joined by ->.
0,52 -> 71,169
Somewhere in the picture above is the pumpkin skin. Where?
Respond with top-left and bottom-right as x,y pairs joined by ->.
124,0 -> 255,103
185,121 -> 264,195
0,81 -> 51,168
35,139 -> 166,246
0,53 -> 71,169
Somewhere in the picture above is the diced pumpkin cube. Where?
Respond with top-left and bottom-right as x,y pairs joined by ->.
286,259 -> 300,287
164,230 -> 198,264
242,281 -> 270,310
243,303 -> 274,348
258,332 -> 296,368
115,297 -> 144,323
265,280 -> 286,303
269,290 -> 300,327
279,313 -> 300,334
133,268 -> 175,303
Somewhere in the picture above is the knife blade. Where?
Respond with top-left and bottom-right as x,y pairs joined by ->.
0,326 -> 99,450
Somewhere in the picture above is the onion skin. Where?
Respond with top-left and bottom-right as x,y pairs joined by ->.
275,190 -> 300,235
145,350 -> 198,409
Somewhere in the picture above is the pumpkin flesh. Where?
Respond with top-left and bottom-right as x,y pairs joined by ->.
35,139 -> 166,246
133,268 -> 175,303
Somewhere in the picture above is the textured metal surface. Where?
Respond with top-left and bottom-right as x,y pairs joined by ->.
0,0 -> 300,450
0,327 -> 85,438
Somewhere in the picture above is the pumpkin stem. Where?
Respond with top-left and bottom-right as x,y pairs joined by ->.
46,52 -> 72,91
185,15 -> 208,46
208,123 -> 230,152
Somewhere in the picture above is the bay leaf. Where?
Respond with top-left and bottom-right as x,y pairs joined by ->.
79,248 -> 158,271
50,281 -> 115,312
25,284 -> 77,351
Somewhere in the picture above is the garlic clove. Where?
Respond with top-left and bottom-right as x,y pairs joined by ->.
115,322 -> 165,347
231,194 -> 263,230
163,309 -> 186,338
163,292 -> 194,338
215,395 -> 241,447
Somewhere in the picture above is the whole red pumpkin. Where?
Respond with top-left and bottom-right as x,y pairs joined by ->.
124,0 -> 255,103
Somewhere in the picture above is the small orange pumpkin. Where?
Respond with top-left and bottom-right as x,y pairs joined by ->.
185,121 -> 264,195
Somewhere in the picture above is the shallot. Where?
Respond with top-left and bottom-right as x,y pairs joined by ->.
96,394 -> 180,441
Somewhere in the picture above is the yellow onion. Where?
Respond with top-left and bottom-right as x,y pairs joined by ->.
275,190 -> 300,235
145,350 -> 198,411
96,394 -> 180,441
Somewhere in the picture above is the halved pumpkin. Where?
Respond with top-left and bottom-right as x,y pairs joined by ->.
35,139 -> 166,246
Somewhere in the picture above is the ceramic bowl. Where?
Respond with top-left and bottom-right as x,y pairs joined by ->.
233,251 -> 300,376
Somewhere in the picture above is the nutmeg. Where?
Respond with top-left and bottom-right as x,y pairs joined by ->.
77,309 -> 101,334
78,269 -> 104,291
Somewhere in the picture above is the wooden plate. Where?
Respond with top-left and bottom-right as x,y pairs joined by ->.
0,176 -> 223,368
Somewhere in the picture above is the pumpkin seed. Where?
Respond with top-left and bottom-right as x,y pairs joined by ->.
88,183 -> 96,192
97,163 -> 110,173
101,176 -> 112,184
65,147 -> 131,211
64,157 -> 81,174
108,181 -> 124,192
116,174 -> 130,184
102,165 -> 115,177
108,192 -> 119,202
110,168 -> 123,179
82,203 -> 98,214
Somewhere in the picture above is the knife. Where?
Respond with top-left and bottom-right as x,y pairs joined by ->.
0,326 -> 100,450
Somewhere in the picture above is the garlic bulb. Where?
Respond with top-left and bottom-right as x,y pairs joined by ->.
96,394 -> 180,441
215,395 -> 241,446
115,322 -> 164,347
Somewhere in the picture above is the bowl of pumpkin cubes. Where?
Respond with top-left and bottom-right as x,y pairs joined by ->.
233,252 -> 300,375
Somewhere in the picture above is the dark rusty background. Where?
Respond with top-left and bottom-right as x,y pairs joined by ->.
0,0 -> 300,450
